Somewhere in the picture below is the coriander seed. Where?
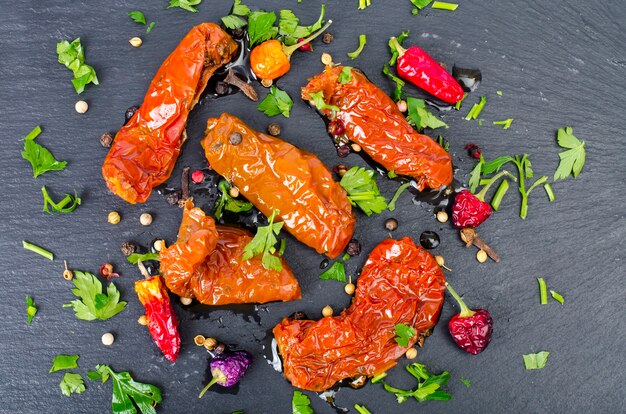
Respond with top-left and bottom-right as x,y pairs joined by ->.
137,315 -> 148,325
108,211 -> 121,225
153,239 -> 165,252
63,260 -> 73,281
321,53 -> 333,66
203,337 -> 217,350
229,186 -> 240,198
351,143 -> 362,152
436,210 -> 449,223
180,297 -> 192,306
397,100 -> 408,113
322,305 -> 333,317
267,123 -> 281,136
385,218 -> 398,231
344,283 -> 355,295
476,249 -> 488,263
140,213 -> 153,226
194,335 -> 206,346
129,37 -> 142,47
261,78 -> 273,88
405,347 -> 418,359
101,332 -> 115,346
75,100 -> 89,114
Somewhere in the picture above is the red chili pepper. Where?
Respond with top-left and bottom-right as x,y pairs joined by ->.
390,37 -> 464,104
452,170 -> 514,228
135,272 -> 181,362
446,282 -> 493,355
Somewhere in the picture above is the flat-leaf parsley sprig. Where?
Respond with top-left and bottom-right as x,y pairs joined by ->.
242,209 -> 285,271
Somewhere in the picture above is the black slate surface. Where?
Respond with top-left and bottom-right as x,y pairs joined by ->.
1,1 -> 625,413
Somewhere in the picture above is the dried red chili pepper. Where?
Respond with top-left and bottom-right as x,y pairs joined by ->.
452,170 -> 514,228
446,282 -> 493,355
249,21 -> 332,82
390,37 -> 464,104
160,199 -> 301,304
201,113 -> 355,258
273,237 -> 446,391
135,271 -> 181,362
102,23 -> 238,203
302,66 -> 453,190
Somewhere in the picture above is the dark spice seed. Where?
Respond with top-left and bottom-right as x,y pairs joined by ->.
290,311 -> 308,320
322,32 -> 334,44
337,145 -> 350,158
214,343 -> 226,355
346,239 -> 361,256
214,81 -> 230,96
333,164 -> 348,177
320,258 -> 330,269
419,231 -> 440,249
120,241 -> 136,257
465,143 -> 482,159
231,28 -> 245,40
229,132 -> 243,145
385,218 -> 398,231
125,106 -> 139,123
100,132 -> 114,148
267,123 -> 281,136
166,191 -> 180,206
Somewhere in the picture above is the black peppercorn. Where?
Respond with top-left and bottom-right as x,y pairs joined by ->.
322,32 -> 334,44
346,239 -> 361,256
166,191 -> 180,206
229,132 -> 243,145
337,145 -> 350,158
231,28 -> 245,40
214,81 -> 230,96
320,258 -> 330,269
290,311 -> 308,320
100,132 -> 114,148
125,106 -> 139,124
385,218 -> 398,231
267,123 -> 281,136
120,242 -> 137,257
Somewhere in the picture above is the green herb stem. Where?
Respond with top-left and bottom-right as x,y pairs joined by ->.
544,183 -> 555,202
198,375 -> 221,399
283,20 -> 333,57
465,96 -> 486,120
354,404 -> 373,414
537,277 -> 548,305
348,34 -> 367,59
388,182 -> 412,211
25,126 -> 42,141
493,118 -> 513,129
22,241 -> 54,260
490,179 -> 509,211
371,372 -> 387,383
445,283 -> 475,318
475,170 -> 516,201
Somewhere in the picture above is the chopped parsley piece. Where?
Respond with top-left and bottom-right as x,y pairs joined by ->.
550,290 -> 564,304
388,30 -> 410,65
437,135 -> 450,152
354,404 -> 373,414
455,93 -> 466,110
431,1 -> 459,10
496,90 -> 503,96
481,155 -> 514,175
127,252 -> 160,264
387,170 -> 398,179
56,38 -> 99,94
22,240 -> 54,260
382,64 -> 405,101
167,0 -> 203,13
214,180 -> 253,220
309,91 -> 340,112
128,11 -> 146,25
394,323 -> 415,347
523,351 -> 549,370
358,0 -> 372,10
411,0 -> 434,14
554,126 -> 586,181
511,154 -> 549,219
248,11 -> 278,46
292,390 -> 313,414
242,210 -> 284,271
338,66 -> 353,84
63,271 -> 127,321
460,377 -> 471,388
537,277 -> 548,305
50,354 -> 79,373
21,126 -> 67,178
388,182 -> 412,211
340,167 -> 388,215
60,373 -> 85,397
222,15 -> 247,29
26,296 -> 37,325
544,183 -> 555,202
493,118 -> 513,129
381,362 -> 451,403
232,0 -> 250,16
347,34 -> 367,59
258,86 -> 293,117
464,96 -> 487,120
42,186 -> 81,214
146,21 -> 157,33
278,5 -> 325,46
319,261 -> 346,282
87,364 -> 162,414
406,97 -> 448,131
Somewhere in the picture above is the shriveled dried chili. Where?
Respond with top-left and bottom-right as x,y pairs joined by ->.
160,200 -> 301,304
201,113 -> 355,258
273,237 -> 446,391
102,23 -> 238,203
135,273 -> 181,362
302,66 -> 453,191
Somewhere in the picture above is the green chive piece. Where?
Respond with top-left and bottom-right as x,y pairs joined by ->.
537,277 -> 548,305
544,183 -> 555,202
550,290 -> 564,304
22,241 -> 54,260
24,126 -> 43,141
496,90 -> 503,96
371,372 -> 387,383
491,179 -> 509,211
388,182 -> 412,211
431,1 -> 458,10
493,118 -> 514,129
347,34 -> 367,59
465,96 -> 486,120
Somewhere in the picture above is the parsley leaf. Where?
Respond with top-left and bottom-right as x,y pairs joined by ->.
63,271 -> 127,321
381,362 -> 451,403
167,0 -> 203,13
481,155 -> 514,175
258,86 -> 293,117
468,156 -> 484,193
50,355 -> 79,373
292,391 -> 314,414
248,11 -> 278,46
56,38 -> 98,94
554,126 -> 586,181
60,373 -> 85,397
388,30 -> 410,65
347,34 -> 367,59
222,15 -> 247,29
388,182 -> 412,211
128,11 -> 146,25
278,5 -> 325,46
26,296 -> 37,325
338,66 -> 353,84
382,64 -> 405,101
407,97 -> 448,131
127,252 -> 160,265
42,186 -> 81,214
87,364 -> 162,414
21,126 -> 67,178
459,377 -> 471,388
340,167 -> 388,215
394,323 -> 415,347
308,91 -> 340,112
523,351 -> 550,370
319,261 -> 346,282
214,180 -> 253,220
232,0 -> 250,16
242,210 -> 284,271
